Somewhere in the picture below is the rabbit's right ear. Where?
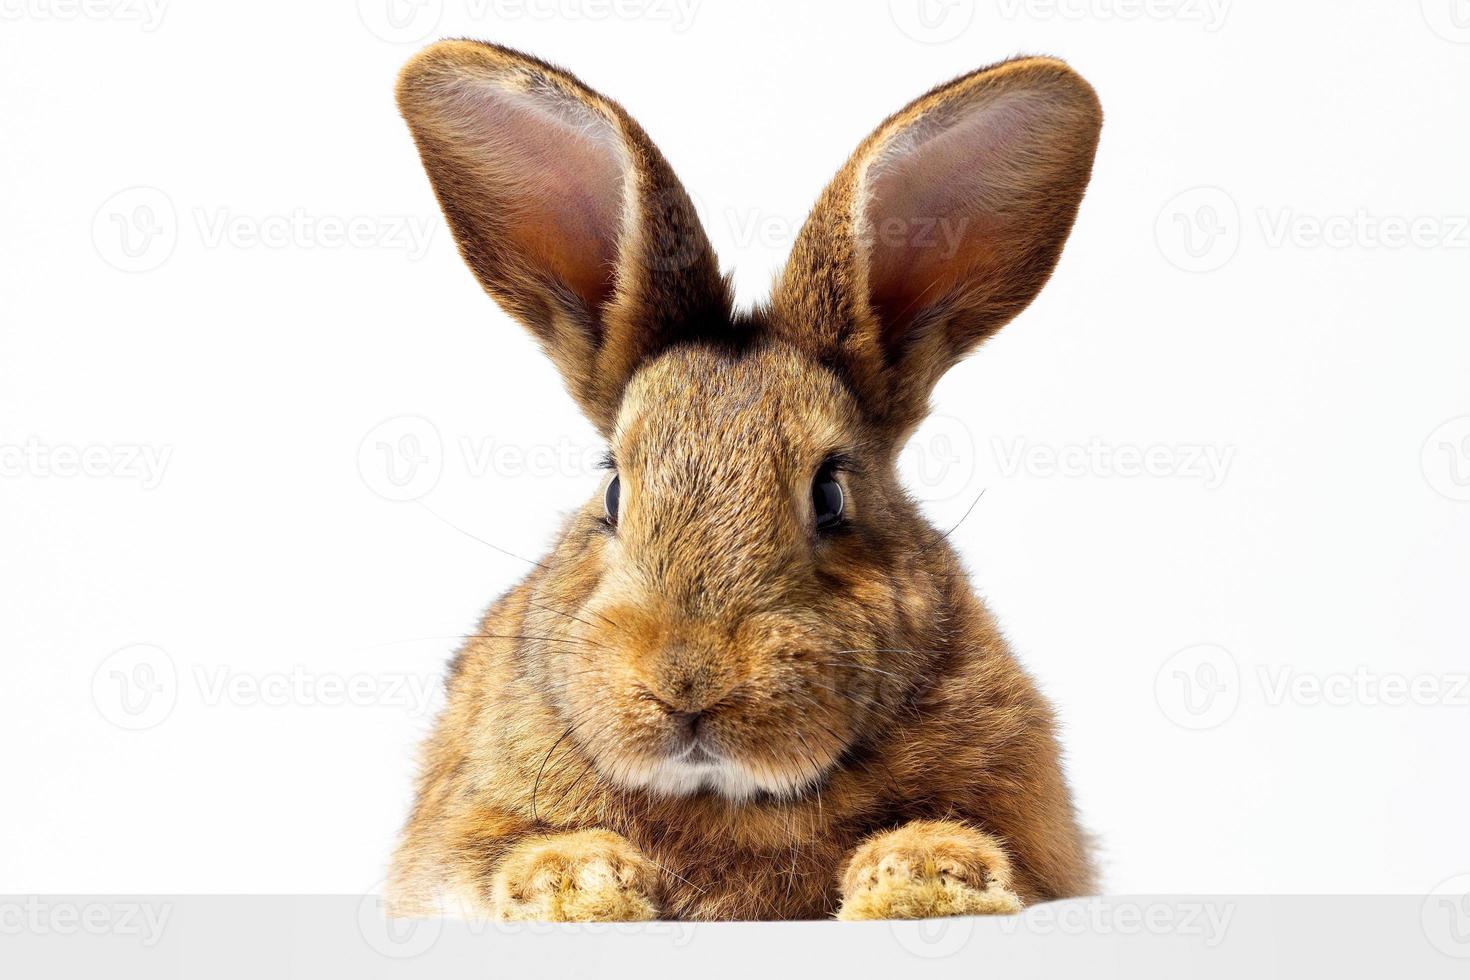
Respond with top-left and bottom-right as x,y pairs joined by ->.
396,41 -> 732,433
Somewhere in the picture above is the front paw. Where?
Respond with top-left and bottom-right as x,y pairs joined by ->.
491,829 -> 661,922
836,820 -> 1023,921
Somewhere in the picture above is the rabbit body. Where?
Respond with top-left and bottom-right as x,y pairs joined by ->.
387,40 -> 1103,921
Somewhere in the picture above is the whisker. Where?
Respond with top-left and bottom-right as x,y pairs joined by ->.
939,487 -> 987,539
644,856 -> 706,895
524,597 -> 615,634
817,659 -> 907,680
415,500 -> 549,569
547,755 -> 598,814
531,724 -> 578,822
461,633 -> 600,647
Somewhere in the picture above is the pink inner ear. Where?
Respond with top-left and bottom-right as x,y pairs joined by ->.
862,89 -> 1065,330
445,75 -> 629,312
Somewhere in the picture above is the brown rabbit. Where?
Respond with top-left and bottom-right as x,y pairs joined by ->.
387,39 -> 1102,922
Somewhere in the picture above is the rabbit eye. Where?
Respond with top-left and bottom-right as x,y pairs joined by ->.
812,465 -> 844,530
604,474 -> 621,526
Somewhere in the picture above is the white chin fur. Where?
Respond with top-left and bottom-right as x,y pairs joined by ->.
615,754 -> 817,801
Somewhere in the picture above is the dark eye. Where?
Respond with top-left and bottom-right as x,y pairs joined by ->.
812,465 -> 844,530
604,473 -> 621,526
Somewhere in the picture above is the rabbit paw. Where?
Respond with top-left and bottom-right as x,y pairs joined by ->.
836,820 -> 1023,921
490,829 -> 661,922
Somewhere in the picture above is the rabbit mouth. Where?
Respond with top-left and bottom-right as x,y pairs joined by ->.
678,742 -> 717,765
624,748 -> 748,799
610,735 -> 837,802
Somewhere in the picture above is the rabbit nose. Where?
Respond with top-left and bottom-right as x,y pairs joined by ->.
643,648 -> 724,713
666,710 -> 705,740
641,680 -> 712,718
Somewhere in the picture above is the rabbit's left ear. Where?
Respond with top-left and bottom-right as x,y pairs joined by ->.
770,57 -> 1102,437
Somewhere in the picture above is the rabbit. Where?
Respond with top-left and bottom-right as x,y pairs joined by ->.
387,39 -> 1102,922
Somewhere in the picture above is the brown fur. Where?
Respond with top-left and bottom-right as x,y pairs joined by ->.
388,40 -> 1103,921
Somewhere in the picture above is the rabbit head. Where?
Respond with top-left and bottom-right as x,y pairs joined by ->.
397,41 -> 1101,800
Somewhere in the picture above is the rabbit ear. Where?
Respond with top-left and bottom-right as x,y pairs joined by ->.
397,40 -> 732,432
770,57 -> 1101,436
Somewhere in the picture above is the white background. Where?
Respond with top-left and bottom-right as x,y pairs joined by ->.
2,0 -> 1467,898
